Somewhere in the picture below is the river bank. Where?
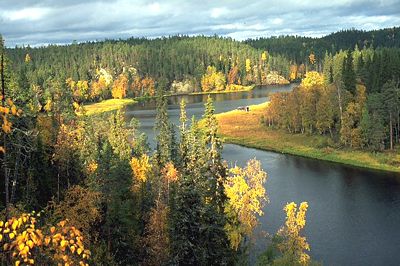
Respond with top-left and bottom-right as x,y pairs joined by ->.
216,102 -> 400,173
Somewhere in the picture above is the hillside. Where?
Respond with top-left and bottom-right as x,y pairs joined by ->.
245,26 -> 400,64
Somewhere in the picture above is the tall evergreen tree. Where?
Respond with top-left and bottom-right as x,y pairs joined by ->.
155,93 -> 173,166
342,50 -> 356,95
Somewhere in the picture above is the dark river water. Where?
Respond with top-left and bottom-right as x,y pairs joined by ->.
124,84 -> 400,266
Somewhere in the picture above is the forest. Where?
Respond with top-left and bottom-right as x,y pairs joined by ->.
0,26 -> 399,265
265,47 -> 400,152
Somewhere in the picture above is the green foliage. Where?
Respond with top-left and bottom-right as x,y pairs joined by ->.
342,50 -> 356,95
155,94 -> 174,166
246,27 -> 400,64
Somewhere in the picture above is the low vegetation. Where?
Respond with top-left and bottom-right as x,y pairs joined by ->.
80,98 -> 136,116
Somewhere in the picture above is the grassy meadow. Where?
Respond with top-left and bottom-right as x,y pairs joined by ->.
81,98 -> 136,116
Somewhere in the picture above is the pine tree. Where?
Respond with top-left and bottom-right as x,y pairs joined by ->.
155,93 -> 173,166
342,50 -> 356,95
170,174 -> 205,265
201,96 -> 233,264
382,80 -> 400,150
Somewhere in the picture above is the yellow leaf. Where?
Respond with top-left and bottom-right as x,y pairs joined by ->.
50,226 -> 56,234
77,247 -> 83,255
12,220 -> 19,230
15,261 -> 20,266
9,232 -> 15,239
27,240 -> 34,249
61,239 -> 68,247
11,105 -> 17,115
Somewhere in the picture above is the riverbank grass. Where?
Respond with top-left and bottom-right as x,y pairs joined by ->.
81,98 -> 136,116
188,85 -> 255,95
216,102 -> 400,173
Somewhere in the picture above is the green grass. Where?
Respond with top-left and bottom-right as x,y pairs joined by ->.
81,98 -> 136,116
216,102 -> 400,173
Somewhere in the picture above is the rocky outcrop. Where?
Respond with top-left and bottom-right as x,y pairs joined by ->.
265,71 -> 290,85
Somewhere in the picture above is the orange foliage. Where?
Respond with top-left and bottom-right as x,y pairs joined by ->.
130,76 -> 155,97
51,185 -> 102,238
90,76 -> 107,99
309,53 -> 316,65
289,65 -> 298,81
227,66 -> 239,85
143,201 -> 170,266
111,74 -> 128,99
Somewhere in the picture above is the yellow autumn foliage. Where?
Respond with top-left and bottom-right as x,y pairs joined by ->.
161,162 -> 179,183
309,53 -> 316,65
224,159 -> 268,250
25,53 -> 31,63
130,154 -> 151,188
43,99 -> 52,112
261,51 -> 268,62
201,66 -> 226,92
0,212 -> 90,265
300,71 -> 324,89
245,58 -> 251,73
277,202 -> 311,265
111,74 -> 128,99
0,97 -> 22,153
86,161 -> 98,175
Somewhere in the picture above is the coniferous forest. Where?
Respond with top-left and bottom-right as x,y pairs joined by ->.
0,24 -> 399,266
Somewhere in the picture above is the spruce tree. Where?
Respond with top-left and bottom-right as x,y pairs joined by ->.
342,50 -> 356,95
202,96 -> 233,264
155,93 -> 173,166
170,174 -> 205,265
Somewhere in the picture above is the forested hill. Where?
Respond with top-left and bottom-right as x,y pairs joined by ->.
6,36 -> 290,90
4,27 -> 400,103
245,27 -> 400,63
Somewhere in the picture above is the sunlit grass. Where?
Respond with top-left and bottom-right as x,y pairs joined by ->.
216,102 -> 400,173
189,85 -> 255,95
81,98 -> 136,116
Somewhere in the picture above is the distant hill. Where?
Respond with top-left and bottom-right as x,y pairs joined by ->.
245,27 -> 400,63
4,27 -> 399,88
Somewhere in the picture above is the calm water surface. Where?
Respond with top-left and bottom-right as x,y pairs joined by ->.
124,84 -> 400,265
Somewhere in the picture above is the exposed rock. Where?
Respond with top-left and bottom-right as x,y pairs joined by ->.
265,71 -> 290,85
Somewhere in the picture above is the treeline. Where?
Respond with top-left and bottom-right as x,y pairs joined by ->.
6,36 -> 291,103
246,27 -> 400,66
265,46 -> 400,152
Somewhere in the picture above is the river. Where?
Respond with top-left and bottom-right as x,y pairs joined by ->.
124,84 -> 400,265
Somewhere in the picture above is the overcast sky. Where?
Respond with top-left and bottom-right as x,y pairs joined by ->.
1,0 -> 399,47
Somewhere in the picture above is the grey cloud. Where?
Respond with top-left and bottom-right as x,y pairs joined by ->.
0,0 -> 399,46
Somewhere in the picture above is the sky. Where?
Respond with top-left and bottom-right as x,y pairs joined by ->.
0,0 -> 400,47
